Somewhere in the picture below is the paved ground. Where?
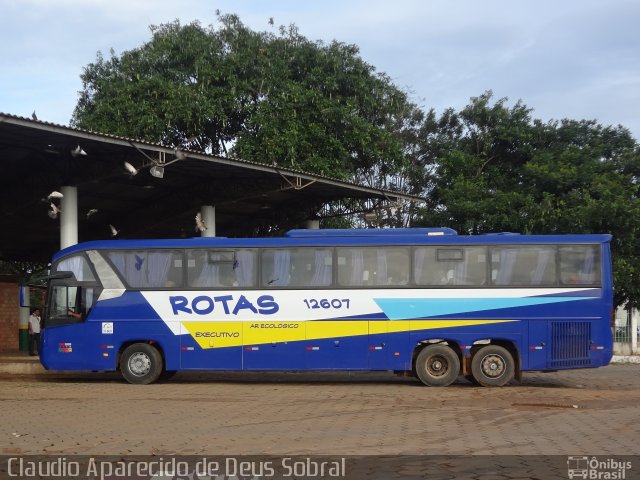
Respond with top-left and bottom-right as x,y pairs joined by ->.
1,365 -> 639,458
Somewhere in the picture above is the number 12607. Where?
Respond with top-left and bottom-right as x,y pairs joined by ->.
303,298 -> 350,309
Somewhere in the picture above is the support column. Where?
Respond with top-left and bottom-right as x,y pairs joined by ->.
632,308 -> 638,355
306,219 -> 320,229
60,186 -> 78,249
18,287 -> 29,352
201,205 -> 216,237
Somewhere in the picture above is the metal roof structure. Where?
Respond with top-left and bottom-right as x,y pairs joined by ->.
0,113 -> 423,262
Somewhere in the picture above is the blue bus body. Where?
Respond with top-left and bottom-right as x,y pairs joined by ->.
39,229 -> 613,385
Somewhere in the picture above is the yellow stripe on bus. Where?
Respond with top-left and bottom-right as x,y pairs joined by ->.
182,319 -> 517,350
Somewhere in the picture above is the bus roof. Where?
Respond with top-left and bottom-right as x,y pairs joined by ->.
285,228 -> 458,237
52,229 -> 613,262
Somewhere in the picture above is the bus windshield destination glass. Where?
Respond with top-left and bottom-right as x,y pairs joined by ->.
39,228 -> 613,386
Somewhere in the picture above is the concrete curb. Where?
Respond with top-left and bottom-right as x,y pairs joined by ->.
611,355 -> 640,364
0,363 -> 45,374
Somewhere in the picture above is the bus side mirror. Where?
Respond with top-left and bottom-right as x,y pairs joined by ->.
48,271 -> 74,280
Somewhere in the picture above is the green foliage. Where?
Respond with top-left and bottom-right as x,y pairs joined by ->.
73,19 -> 250,153
72,14 -> 414,180
71,14 -> 640,307
417,92 -> 640,307
233,28 -> 407,176
0,260 -> 49,284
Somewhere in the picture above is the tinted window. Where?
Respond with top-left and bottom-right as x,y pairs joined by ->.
107,250 -> 183,288
559,245 -> 600,286
337,247 -> 409,287
414,247 -> 487,286
491,246 -> 556,286
50,285 -> 80,322
48,284 -> 98,325
187,249 -> 257,288
262,248 -> 333,287
55,254 -> 95,282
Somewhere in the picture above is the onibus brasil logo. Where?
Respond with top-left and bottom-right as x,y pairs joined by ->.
567,456 -> 632,479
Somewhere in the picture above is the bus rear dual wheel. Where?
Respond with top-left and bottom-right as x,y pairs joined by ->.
414,344 -> 461,387
414,344 -> 515,387
468,345 -> 515,387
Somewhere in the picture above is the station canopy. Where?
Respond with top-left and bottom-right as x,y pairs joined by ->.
0,113 -> 422,262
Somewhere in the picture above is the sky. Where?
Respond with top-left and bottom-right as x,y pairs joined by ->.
1,0 -> 639,139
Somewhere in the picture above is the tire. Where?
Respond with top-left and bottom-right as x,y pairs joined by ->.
414,344 -> 460,387
470,345 -> 515,387
120,343 -> 163,385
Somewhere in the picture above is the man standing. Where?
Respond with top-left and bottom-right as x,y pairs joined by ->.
28,308 -> 41,356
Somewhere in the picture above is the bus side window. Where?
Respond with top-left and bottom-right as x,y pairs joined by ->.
188,250 -> 257,288
49,285 -> 85,324
56,255 -> 95,282
261,249 -> 292,287
108,250 -> 183,289
491,246 -> 556,286
261,248 -> 332,288
338,247 -> 409,287
559,245 -> 599,286
414,247 -> 486,286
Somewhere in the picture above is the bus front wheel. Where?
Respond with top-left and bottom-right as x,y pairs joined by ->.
120,343 -> 163,385
470,345 -> 515,387
414,344 -> 460,387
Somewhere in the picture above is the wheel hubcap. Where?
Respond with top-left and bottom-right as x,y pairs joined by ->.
128,352 -> 151,376
481,354 -> 505,378
427,355 -> 449,377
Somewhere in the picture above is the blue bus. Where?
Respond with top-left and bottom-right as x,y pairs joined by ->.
39,228 -> 613,386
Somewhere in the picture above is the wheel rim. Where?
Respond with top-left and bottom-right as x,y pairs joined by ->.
480,353 -> 506,379
426,354 -> 450,377
128,352 -> 151,377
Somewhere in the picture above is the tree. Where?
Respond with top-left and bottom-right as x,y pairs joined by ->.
72,14 -> 416,184
72,18 -> 254,155
416,92 -> 640,307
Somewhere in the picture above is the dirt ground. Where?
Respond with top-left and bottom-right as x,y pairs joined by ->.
1,365 -> 639,457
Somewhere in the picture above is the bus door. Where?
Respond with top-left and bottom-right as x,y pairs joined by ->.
42,280 -> 103,370
179,320 -> 243,370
